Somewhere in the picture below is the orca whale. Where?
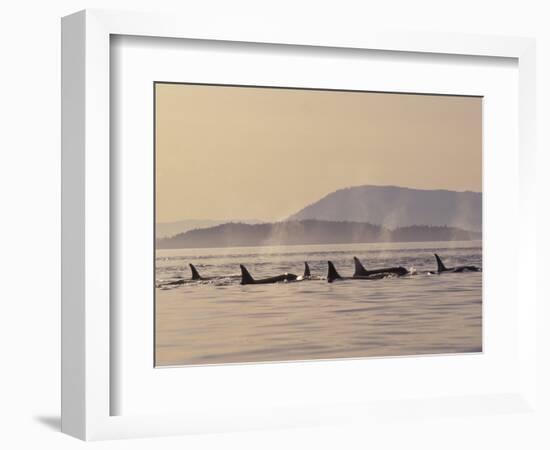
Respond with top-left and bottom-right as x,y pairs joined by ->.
434,254 -> 480,273
189,263 -> 204,280
327,261 -> 343,283
296,262 -> 311,280
240,265 -> 298,285
327,260 -> 387,283
353,256 -> 408,277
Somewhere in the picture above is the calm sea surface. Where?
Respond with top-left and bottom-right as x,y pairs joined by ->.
155,241 -> 482,366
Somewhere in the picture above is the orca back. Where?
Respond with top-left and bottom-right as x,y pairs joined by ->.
303,262 -> 311,278
240,265 -> 255,285
434,254 -> 448,272
353,256 -> 368,277
327,261 -> 342,283
189,263 -> 202,280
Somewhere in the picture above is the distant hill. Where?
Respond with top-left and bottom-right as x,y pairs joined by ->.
156,220 -> 481,249
156,219 -> 263,238
288,185 -> 482,232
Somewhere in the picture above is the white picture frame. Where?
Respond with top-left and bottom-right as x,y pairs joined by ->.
61,9 -> 537,441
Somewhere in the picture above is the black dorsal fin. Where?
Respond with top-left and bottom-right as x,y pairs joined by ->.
353,256 -> 368,276
240,265 -> 255,285
327,261 -> 342,283
189,263 -> 202,280
303,262 -> 311,278
434,254 -> 447,272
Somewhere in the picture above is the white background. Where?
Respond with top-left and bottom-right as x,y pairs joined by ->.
0,1 -> 548,449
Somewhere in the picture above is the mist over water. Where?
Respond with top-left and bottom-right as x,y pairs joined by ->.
155,240 -> 482,366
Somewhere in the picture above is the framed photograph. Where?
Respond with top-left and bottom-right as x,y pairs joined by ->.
61,9 -> 538,440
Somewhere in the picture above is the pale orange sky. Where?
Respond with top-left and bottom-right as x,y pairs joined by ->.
155,83 -> 481,223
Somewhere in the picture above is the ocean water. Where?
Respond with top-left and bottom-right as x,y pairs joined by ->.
155,241 -> 482,366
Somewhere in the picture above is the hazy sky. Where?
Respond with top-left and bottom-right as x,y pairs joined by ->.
156,83 -> 481,223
